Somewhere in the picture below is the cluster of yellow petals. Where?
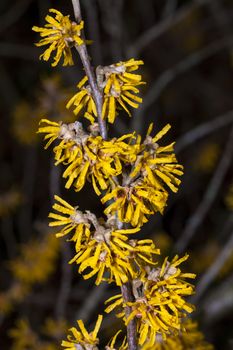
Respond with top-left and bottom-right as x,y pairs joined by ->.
102,124 -> 183,227
9,234 -> 59,285
49,195 -> 159,285
67,59 -> 144,124
61,315 -> 102,350
105,254 -> 195,347
100,58 -> 144,123
131,124 -> 184,193
142,319 -> 214,350
38,119 -> 137,195
38,119 -> 183,226
102,182 -> 168,227
32,9 -> 84,66
0,234 -> 59,317
9,318 -> 67,350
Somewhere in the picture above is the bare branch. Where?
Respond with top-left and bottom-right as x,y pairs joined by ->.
127,0 -> 212,57
76,283 -> 108,321
71,0 -> 107,140
175,126 -> 233,253
121,283 -> 138,350
176,110 -> 233,154
192,232 -> 233,303
132,35 -> 233,132
202,273 -> 233,323
71,3 -> 137,347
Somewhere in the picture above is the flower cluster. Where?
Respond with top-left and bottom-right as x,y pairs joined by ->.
67,59 -> 144,124
38,119 -> 139,194
10,234 -> 59,285
0,234 -> 59,317
141,319 -> 214,350
38,119 -> 182,225
9,318 -> 67,350
102,124 -> 183,227
32,9 -> 84,66
105,255 -> 195,346
61,315 -> 102,350
33,7 -> 197,350
49,195 -> 159,286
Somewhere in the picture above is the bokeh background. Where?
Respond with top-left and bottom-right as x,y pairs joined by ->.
0,0 -> 233,348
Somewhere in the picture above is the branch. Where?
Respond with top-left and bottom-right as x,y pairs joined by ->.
71,0 -> 107,140
202,273 -> 233,323
175,125 -> 233,253
127,0 -> 212,57
175,109 -> 233,154
76,283 -> 107,321
121,283 -> 138,350
71,1 -> 137,348
132,35 -> 233,131
192,232 -> 233,303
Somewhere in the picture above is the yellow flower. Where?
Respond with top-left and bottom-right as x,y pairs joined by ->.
38,119 -> 137,195
37,119 -> 62,149
9,319 -> 38,350
67,59 -> 144,124
49,195 -> 159,285
69,224 -> 140,286
48,195 -> 91,251
9,234 -> 59,285
105,254 -> 195,346
61,315 -> 102,350
100,59 -> 144,123
102,181 -> 168,227
66,76 -> 97,124
101,124 -> 183,227
131,123 -> 184,193
141,319 -> 214,350
32,9 -> 84,66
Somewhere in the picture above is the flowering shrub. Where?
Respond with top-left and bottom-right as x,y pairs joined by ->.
29,2 -> 214,350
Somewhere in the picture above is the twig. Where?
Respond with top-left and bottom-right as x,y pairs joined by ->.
192,232 -> 233,303
202,273 -> 233,323
175,110 -> 233,154
175,126 -> 233,253
76,283 -> 108,322
71,1 -> 137,348
82,0 -> 103,65
121,283 -> 138,350
72,0 -> 107,140
127,0 -> 212,57
98,0 -> 124,61
132,35 -> 233,132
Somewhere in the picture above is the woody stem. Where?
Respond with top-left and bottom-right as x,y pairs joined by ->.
71,0 -> 107,140
71,1 -> 137,349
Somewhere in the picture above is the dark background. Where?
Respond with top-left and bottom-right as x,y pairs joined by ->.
0,0 -> 233,349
